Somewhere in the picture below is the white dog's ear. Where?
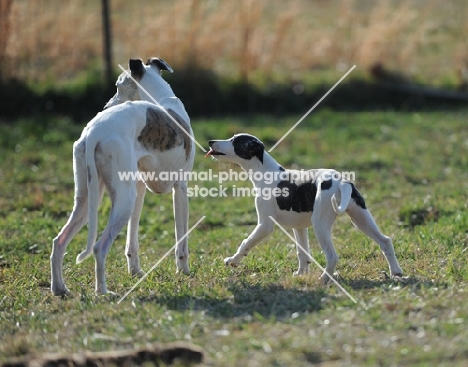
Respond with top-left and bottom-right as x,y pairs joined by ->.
129,58 -> 145,79
146,57 -> 174,73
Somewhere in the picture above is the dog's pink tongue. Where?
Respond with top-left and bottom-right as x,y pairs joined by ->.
205,148 -> 214,158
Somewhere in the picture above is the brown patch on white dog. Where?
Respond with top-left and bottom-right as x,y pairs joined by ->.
139,108 -> 192,159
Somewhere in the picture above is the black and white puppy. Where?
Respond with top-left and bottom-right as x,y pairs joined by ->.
206,134 -> 403,281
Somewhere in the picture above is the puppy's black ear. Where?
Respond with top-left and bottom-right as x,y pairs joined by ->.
146,57 -> 174,73
250,140 -> 264,164
129,58 -> 145,79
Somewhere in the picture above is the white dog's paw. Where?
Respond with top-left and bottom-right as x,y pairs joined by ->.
51,283 -> 71,297
176,258 -> 190,275
51,286 -> 71,297
224,257 -> 240,267
176,266 -> 191,276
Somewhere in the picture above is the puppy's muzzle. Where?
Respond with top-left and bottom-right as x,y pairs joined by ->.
205,140 -> 226,157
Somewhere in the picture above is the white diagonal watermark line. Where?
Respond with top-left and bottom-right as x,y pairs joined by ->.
269,65 -> 356,152
117,64 -> 207,153
117,216 -> 206,304
269,216 -> 358,304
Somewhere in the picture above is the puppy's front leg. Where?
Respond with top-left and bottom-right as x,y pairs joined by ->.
225,221 -> 274,266
293,227 -> 310,275
173,181 -> 190,275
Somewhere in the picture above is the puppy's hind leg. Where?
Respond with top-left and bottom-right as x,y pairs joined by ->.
293,228 -> 310,275
312,197 -> 339,283
125,179 -> 146,277
347,203 -> 403,277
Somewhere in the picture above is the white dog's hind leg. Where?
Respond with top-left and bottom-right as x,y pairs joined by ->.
224,221 -> 274,266
312,197 -> 339,283
51,140 -> 104,296
93,183 -> 136,295
173,181 -> 190,275
93,139 -> 137,295
347,204 -> 403,276
51,197 -> 87,296
125,179 -> 146,277
293,228 -> 310,275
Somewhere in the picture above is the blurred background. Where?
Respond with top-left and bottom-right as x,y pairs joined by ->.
1,0 -> 468,119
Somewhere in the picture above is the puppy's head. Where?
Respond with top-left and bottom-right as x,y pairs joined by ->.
104,57 -> 173,109
206,134 -> 264,166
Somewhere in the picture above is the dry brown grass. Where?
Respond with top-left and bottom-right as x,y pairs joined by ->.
3,0 -> 468,84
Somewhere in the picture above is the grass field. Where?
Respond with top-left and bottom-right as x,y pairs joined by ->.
0,110 -> 468,366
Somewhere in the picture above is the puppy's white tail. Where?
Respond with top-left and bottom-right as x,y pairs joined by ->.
76,138 -> 100,264
331,181 -> 352,214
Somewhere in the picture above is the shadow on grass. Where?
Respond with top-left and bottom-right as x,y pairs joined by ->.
343,276 -> 436,290
136,282 -> 326,319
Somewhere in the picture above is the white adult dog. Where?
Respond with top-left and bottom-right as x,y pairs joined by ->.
206,134 -> 403,281
51,58 -> 195,296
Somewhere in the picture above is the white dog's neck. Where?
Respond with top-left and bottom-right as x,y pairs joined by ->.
140,73 -> 176,101
240,152 -> 283,188
140,75 -> 190,124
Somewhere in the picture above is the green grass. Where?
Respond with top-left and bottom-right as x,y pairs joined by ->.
1,110 -> 468,366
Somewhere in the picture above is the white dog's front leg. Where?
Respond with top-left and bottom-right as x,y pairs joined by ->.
293,227 -> 310,275
125,180 -> 146,277
173,181 -> 190,275
224,221 -> 274,266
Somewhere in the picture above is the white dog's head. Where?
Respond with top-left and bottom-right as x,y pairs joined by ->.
206,134 -> 265,166
104,57 -> 174,109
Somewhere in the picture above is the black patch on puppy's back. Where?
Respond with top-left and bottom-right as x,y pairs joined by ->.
276,180 -> 317,213
321,179 -> 332,190
350,182 -> 366,209
349,182 -> 367,209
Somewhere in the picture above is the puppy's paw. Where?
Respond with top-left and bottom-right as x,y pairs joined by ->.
95,289 -> 118,298
319,271 -> 339,284
380,271 -> 408,283
392,272 -> 407,284
224,257 -> 239,267
100,291 -> 120,300
293,268 -> 309,276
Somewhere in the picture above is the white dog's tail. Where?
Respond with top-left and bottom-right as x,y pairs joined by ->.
331,181 -> 352,214
76,138 -> 100,264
